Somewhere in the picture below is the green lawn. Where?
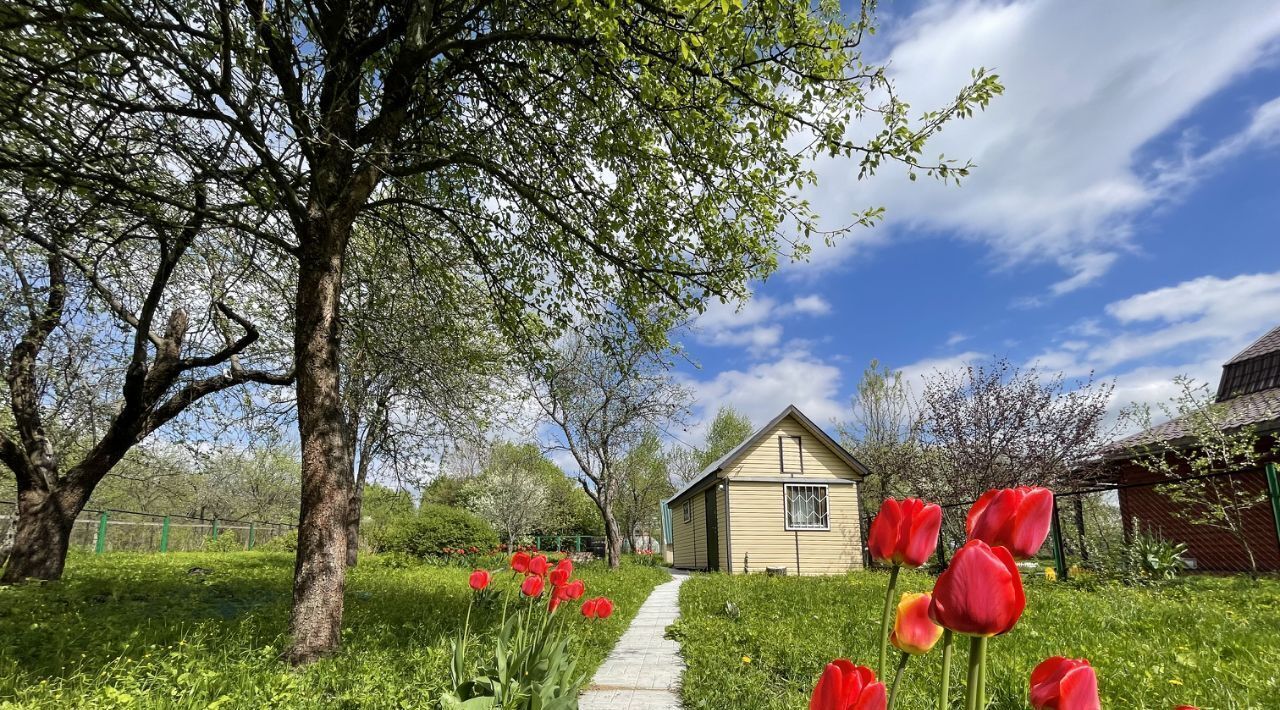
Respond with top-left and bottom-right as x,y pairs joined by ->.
674,570 -> 1280,709
0,551 -> 668,708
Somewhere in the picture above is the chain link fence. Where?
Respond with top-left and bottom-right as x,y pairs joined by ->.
932,463 -> 1280,579
0,503 -> 295,554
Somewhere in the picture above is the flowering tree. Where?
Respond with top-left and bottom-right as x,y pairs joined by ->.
1124,376 -> 1275,579
534,333 -> 688,568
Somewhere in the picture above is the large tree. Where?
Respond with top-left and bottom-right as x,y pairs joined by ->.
2,0 -> 999,660
339,232 -> 506,566
0,178 -> 291,583
534,333 -> 689,567
614,428 -> 674,551
920,358 -> 1114,503
466,441 -> 555,548
837,360 -> 927,515
698,406 -> 755,470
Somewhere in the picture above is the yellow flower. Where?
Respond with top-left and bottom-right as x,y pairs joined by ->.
1044,567 -> 1057,582
741,655 -> 752,664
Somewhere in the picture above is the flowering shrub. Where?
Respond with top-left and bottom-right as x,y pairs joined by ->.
443,553 -> 616,709
809,486 -> 1199,709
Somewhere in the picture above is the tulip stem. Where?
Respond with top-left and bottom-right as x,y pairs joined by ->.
965,635 -> 987,710
886,651 -> 911,710
937,629 -> 953,710
878,564 -> 901,678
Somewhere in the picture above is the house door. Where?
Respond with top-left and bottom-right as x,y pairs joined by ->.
704,489 -> 719,571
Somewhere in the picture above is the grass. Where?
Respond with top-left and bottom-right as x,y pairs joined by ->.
674,570 -> 1280,709
0,551 -> 668,708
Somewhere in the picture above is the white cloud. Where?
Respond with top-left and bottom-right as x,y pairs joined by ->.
685,353 -> 846,431
1027,271 -> 1280,418
785,294 -> 832,316
801,0 -> 1280,295
690,290 -> 831,355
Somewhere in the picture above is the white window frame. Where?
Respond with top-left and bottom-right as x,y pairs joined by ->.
783,483 -> 830,531
682,500 -> 692,523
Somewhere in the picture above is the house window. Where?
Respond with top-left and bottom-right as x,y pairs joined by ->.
683,500 -> 692,523
784,484 -> 829,531
779,435 -> 803,475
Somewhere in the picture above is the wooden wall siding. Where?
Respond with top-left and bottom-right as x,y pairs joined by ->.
717,485 -> 728,572
728,481 -> 864,575
724,416 -> 856,481
670,486 -> 721,570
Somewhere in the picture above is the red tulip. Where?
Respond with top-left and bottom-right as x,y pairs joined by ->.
1029,657 -> 1100,710
867,498 -> 942,568
809,659 -> 886,710
527,554 -> 550,577
1173,706 -> 1199,710
550,559 -> 573,586
966,486 -> 1054,560
520,574 -> 545,597
565,579 -> 586,600
889,592 -> 943,655
549,583 -> 571,612
595,597 -> 614,619
468,569 -> 491,591
511,551 -> 531,573
582,596 -> 614,619
929,540 -> 1025,637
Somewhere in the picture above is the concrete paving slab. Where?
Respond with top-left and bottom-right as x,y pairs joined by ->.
579,570 -> 689,710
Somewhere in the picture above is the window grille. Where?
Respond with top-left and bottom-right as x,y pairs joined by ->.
683,500 -> 692,523
784,484 -> 829,530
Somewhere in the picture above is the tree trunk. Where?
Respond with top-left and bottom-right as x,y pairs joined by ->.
603,507 -> 623,569
345,479 -> 364,568
1,488 -> 79,583
286,223 -> 352,665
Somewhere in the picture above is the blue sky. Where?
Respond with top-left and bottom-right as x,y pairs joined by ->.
668,0 -> 1280,437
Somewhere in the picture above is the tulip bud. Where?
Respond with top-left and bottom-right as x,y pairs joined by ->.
929,540 -> 1025,637
867,498 -> 943,568
809,659 -> 886,710
889,592 -> 943,655
1029,656 -> 1100,710
966,486 -> 1054,561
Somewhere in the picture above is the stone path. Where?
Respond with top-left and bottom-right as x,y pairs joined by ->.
579,570 -> 689,710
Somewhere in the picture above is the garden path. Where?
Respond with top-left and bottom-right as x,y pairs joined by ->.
579,569 -> 689,710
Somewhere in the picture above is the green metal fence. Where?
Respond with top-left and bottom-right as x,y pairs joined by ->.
1,503 -> 295,554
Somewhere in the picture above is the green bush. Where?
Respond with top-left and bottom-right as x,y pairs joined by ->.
256,529 -> 297,553
369,504 -> 499,559
200,530 -> 242,552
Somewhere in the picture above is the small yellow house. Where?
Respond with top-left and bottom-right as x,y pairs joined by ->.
664,405 -> 869,575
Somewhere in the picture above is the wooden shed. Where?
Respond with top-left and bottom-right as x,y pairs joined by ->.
663,405 -> 869,575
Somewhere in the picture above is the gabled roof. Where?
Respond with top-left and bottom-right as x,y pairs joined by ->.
665,404 -> 869,506
1224,324 -> 1280,365
1218,323 -> 1280,401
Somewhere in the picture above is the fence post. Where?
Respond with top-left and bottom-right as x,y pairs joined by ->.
211,517 -> 219,541
1050,498 -> 1068,581
160,516 -> 170,553
248,522 -> 256,550
534,536 -> 541,550
576,536 -> 582,553
95,511 -> 109,554
1265,463 -> 1280,556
